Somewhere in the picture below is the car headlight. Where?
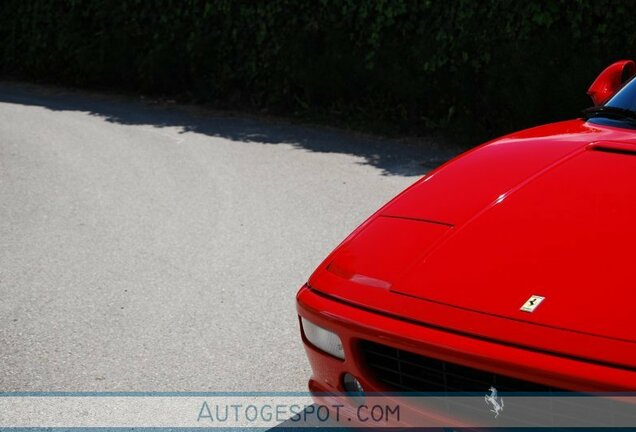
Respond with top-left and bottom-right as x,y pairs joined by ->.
301,317 -> 345,360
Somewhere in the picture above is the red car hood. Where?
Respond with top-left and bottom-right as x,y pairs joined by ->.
312,120 -> 636,348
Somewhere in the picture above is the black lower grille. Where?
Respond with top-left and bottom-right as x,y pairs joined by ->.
361,340 -> 565,393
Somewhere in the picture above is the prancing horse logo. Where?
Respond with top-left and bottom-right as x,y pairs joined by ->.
485,386 -> 504,418
520,295 -> 545,313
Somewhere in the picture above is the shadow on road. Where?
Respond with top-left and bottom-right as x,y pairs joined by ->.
0,81 -> 461,177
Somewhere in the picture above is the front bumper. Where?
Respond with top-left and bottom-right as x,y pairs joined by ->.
297,284 -> 636,427
296,284 -> 636,395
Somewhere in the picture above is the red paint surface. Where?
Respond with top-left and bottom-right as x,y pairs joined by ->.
297,118 -> 636,407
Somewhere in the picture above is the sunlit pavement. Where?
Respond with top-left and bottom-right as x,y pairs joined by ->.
0,82 -> 456,398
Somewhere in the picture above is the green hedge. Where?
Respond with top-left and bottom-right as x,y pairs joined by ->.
1,0 -> 636,141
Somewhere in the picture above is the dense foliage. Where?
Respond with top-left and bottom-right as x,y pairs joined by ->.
1,0 -> 635,141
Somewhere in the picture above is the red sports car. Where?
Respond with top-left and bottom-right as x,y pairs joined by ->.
296,60 -> 636,425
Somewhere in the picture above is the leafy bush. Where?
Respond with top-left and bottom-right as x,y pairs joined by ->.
1,0 -> 635,141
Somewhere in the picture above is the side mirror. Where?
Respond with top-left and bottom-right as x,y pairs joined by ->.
587,60 -> 636,106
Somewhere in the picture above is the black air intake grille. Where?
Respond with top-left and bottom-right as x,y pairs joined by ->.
361,340 -> 566,393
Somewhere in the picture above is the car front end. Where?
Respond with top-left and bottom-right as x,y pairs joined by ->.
296,115 -> 636,427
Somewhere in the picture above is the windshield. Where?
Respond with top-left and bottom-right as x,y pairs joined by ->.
584,77 -> 636,129
605,76 -> 636,111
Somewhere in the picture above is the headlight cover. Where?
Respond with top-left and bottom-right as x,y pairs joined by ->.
301,317 -> 345,360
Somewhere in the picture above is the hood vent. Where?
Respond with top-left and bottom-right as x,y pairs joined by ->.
588,141 -> 636,156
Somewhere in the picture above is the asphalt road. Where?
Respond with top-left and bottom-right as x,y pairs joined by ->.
0,82 -> 457,393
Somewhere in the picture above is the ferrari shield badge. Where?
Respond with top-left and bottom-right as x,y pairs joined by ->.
520,295 -> 545,313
